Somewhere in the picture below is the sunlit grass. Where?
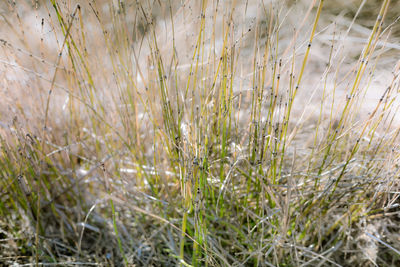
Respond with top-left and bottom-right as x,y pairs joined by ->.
1,0 -> 399,266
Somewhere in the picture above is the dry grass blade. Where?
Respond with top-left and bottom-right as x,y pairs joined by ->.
1,0 -> 399,266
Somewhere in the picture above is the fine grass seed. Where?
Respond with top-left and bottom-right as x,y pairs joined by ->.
0,0 -> 400,266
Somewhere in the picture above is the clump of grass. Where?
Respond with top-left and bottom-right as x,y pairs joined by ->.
1,0 -> 400,266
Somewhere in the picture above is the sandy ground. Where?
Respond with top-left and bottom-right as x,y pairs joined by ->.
0,0 -> 399,129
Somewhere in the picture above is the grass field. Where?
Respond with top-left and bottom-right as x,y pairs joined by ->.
1,0 -> 400,266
